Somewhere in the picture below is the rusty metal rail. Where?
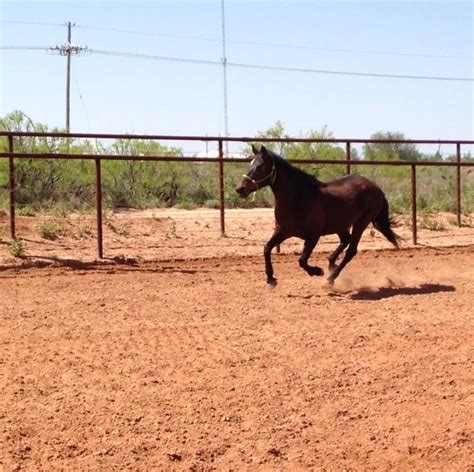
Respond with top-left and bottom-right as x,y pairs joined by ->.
1,131 -> 473,258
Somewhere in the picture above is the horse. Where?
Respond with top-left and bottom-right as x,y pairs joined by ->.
235,144 -> 401,287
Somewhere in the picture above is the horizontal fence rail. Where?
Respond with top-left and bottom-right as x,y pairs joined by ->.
0,151 -> 473,167
2,130 -> 474,145
1,131 -> 473,258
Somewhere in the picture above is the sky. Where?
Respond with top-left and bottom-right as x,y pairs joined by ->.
0,0 -> 473,155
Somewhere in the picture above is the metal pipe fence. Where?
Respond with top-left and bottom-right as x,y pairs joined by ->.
1,131 -> 473,258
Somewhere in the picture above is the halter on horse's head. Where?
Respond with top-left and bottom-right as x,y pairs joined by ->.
235,145 -> 277,198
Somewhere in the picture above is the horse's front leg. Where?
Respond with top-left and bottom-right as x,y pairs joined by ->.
299,236 -> 324,276
264,231 -> 287,288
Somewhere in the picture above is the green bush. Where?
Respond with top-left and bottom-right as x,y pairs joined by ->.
1,113 -> 473,215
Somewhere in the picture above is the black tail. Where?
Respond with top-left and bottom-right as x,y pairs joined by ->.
373,197 -> 402,248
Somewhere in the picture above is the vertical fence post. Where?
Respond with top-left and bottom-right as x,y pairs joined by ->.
8,134 -> 16,240
95,158 -> 103,258
346,141 -> 351,175
411,164 -> 417,246
218,139 -> 226,236
456,142 -> 461,227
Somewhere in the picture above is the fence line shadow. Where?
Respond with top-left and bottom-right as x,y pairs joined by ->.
0,255 -> 203,275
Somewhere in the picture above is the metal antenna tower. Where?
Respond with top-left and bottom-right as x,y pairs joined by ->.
221,0 -> 229,155
50,22 -> 88,132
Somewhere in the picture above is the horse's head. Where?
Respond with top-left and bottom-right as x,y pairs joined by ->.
235,144 -> 276,198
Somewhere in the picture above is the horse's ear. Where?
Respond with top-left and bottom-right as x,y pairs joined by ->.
251,144 -> 259,154
260,144 -> 267,155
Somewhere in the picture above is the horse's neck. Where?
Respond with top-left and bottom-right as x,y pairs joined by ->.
270,163 -> 296,213
271,160 -> 319,197
269,161 -> 286,200
271,161 -> 322,221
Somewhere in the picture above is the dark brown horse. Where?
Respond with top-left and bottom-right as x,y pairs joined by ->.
236,144 -> 401,287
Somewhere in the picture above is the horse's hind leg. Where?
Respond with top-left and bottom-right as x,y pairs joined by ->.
327,222 -> 368,284
328,230 -> 351,272
299,236 -> 324,276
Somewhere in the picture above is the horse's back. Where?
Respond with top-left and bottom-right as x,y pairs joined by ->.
318,174 -> 385,234
322,173 -> 384,202
324,174 -> 380,192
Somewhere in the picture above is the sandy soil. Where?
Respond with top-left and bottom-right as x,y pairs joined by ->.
1,209 -> 473,470
0,208 -> 473,265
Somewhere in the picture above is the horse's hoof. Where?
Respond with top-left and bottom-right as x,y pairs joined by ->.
325,277 -> 335,287
309,267 -> 324,276
267,278 -> 278,289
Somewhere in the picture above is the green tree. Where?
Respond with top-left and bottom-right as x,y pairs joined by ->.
363,131 -> 421,161
103,139 -> 183,207
0,112 -> 185,210
249,122 -> 354,181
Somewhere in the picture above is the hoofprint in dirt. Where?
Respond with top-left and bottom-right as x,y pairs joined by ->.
0,208 -> 473,265
1,246 -> 473,470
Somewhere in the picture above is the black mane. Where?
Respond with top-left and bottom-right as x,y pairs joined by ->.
269,149 -> 325,188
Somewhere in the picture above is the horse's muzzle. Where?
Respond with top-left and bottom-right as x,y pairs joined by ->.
235,185 -> 249,198
236,178 -> 253,197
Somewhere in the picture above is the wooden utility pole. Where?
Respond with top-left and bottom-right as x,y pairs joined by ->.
66,21 -> 72,132
51,22 -> 87,132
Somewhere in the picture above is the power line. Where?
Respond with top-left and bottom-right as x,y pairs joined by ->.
88,48 -> 217,66
2,20 -> 65,27
87,48 -> 474,82
75,24 -> 219,43
75,77 -> 92,130
3,19 -> 472,61
2,43 -> 472,82
226,61 -> 474,82
0,45 -> 50,50
74,23 -> 472,61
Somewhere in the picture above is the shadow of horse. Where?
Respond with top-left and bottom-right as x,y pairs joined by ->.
349,283 -> 455,301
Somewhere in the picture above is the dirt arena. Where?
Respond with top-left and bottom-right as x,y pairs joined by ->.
1,209 -> 473,470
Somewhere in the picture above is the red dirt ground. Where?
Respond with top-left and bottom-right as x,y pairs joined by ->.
1,209 -> 473,470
